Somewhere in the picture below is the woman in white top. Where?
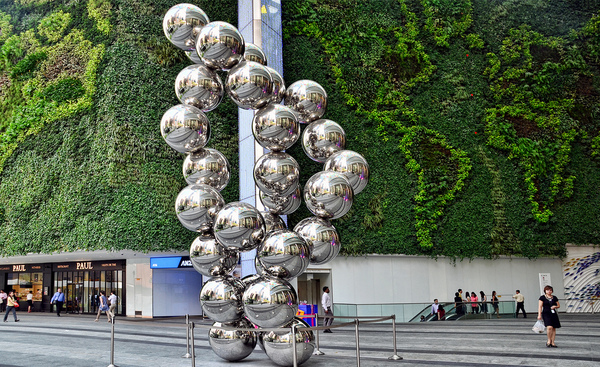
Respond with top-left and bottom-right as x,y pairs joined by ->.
27,291 -> 33,313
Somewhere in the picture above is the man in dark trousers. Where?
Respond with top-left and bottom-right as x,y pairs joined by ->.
50,288 -> 66,317
322,286 -> 333,333
513,290 -> 527,318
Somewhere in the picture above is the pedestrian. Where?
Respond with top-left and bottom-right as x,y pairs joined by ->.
491,290 -> 500,318
108,290 -> 118,321
470,292 -> 479,314
3,290 -> 20,323
431,299 -> 439,321
538,285 -> 561,347
27,291 -> 33,313
0,290 -> 6,312
480,291 -> 488,314
454,292 -> 464,316
50,288 -> 66,317
513,290 -> 527,318
322,286 -> 333,333
464,291 -> 471,314
437,304 -> 446,321
95,291 -> 110,322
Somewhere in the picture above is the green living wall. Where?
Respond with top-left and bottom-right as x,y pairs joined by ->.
0,0 -> 599,259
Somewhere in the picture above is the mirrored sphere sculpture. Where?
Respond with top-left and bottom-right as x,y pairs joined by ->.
163,4 -> 209,51
160,104 -> 210,154
209,319 -> 257,362
214,202 -> 266,251
259,186 -> 302,215
263,318 -> 315,367
183,148 -> 230,190
256,230 -> 311,280
263,212 -> 287,233
184,50 -> 203,64
196,21 -> 245,71
175,64 -> 224,112
265,66 -> 285,104
304,171 -> 353,219
241,273 -> 261,288
302,119 -> 346,163
294,217 -> 341,265
252,104 -> 300,151
200,276 -> 245,323
190,235 -> 239,277
175,184 -> 225,233
254,152 -> 300,196
324,150 -> 370,195
243,276 -> 298,328
226,61 -> 273,110
284,80 -> 327,124
243,43 -> 267,65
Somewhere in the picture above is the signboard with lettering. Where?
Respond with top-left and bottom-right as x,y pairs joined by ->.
0,264 -> 46,272
150,256 -> 193,269
52,260 -> 125,271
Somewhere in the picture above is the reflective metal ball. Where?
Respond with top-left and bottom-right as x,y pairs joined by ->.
209,319 -> 257,362
184,50 -> 203,64
262,212 -> 287,233
243,43 -> 267,65
200,276 -> 245,323
265,66 -> 285,104
294,217 -> 341,265
256,230 -> 311,280
252,104 -> 300,151
254,152 -> 300,196
175,184 -> 225,233
284,80 -> 327,124
304,171 -> 353,219
226,61 -> 273,110
263,318 -> 315,367
302,119 -> 346,163
190,235 -> 239,277
183,148 -> 230,191
243,276 -> 298,328
175,64 -> 224,112
160,104 -> 210,154
214,202 -> 266,251
324,150 -> 369,195
259,186 -> 302,215
163,4 -> 209,51
196,21 -> 245,71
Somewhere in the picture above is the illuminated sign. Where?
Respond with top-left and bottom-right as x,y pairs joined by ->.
150,256 -> 193,269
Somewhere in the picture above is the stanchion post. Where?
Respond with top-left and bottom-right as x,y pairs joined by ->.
190,322 -> 196,367
388,314 -> 403,360
355,319 -> 360,367
107,316 -> 117,367
292,323 -> 298,367
182,314 -> 191,358
313,314 -> 325,355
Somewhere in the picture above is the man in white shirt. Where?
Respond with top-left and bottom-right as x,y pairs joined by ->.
322,286 -> 333,333
513,290 -> 526,318
108,290 -> 118,321
431,299 -> 439,320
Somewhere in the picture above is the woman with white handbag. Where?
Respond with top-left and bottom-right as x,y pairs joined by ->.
537,285 -> 561,347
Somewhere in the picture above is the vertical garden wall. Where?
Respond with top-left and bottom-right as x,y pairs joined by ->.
1,0 -> 599,259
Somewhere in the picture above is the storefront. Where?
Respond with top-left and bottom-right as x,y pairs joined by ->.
0,260 -> 126,315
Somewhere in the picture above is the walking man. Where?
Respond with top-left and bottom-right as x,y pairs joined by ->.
431,299 -> 439,321
513,290 -> 527,318
108,290 -> 118,321
50,288 -> 66,317
322,286 -> 333,333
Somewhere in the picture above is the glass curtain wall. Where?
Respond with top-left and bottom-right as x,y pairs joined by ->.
53,270 -> 123,314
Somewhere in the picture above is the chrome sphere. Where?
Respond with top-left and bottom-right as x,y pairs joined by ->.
209,319 -> 257,362
256,230 -> 311,280
243,276 -> 298,328
160,104 -> 210,154
263,318 -> 315,367
294,217 -> 341,265
302,119 -> 346,163
175,64 -> 224,112
304,171 -> 353,219
284,80 -> 327,123
190,235 -> 239,277
252,104 -> 300,151
226,61 -> 273,110
183,148 -> 230,191
254,152 -> 300,196
259,186 -> 302,215
324,150 -> 370,195
241,273 -> 261,288
263,212 -> 287,233
162,4 -> 209,51
184,50 -> 203,64
265,66 -> 285,103
196,21 -> 245,71
243,43 -> 267,65
175,184 -> 225,233
200,276 -> 245,323
214,202 -> 266,251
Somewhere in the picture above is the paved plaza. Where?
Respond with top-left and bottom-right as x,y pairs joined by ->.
0,312 -> 598,366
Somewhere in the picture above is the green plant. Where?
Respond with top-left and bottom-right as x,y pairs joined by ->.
38,11 -> 71,43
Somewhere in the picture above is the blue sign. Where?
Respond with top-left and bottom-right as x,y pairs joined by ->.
150,256 -> 193,269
